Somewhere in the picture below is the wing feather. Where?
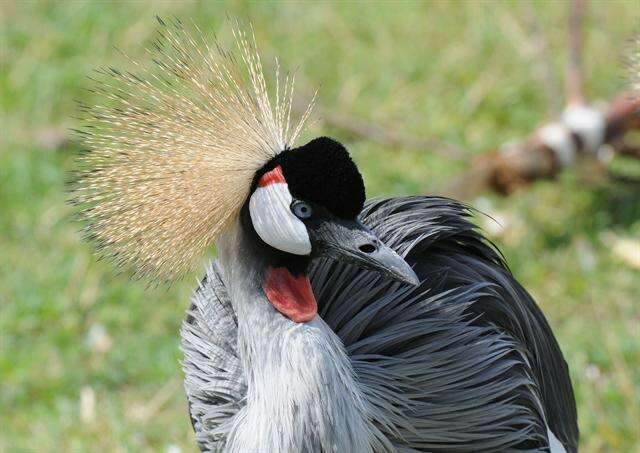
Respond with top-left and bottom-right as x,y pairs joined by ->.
181,196 -> 578,452
181,262 -> 245,451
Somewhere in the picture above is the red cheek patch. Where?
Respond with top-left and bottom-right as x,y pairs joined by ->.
263,267 -> 317,323
258,165 -> 286,187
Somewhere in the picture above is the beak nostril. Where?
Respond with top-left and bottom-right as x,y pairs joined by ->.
358,243 -> 377,254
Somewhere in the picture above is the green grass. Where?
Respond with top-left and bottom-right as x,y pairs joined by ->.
1,1 -> 639,451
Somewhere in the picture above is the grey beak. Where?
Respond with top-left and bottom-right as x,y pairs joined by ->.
310,219 -> 419,286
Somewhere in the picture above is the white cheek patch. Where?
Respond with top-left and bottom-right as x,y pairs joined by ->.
249,182 -> 311,255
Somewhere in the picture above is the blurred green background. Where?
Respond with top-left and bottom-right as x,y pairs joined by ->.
1,1 -> 639,451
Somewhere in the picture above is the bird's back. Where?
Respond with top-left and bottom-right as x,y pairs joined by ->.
182,196 -> 578,452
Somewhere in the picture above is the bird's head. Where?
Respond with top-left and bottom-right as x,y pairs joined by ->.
243,136 -> 418,322
71,19 -> 417,323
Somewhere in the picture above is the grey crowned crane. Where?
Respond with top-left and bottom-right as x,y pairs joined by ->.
73,18 -> 578,453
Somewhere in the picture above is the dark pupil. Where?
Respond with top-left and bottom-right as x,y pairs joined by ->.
293,201 -> 312,218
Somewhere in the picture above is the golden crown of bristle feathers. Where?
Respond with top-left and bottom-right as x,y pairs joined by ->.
71,17 -> 316,280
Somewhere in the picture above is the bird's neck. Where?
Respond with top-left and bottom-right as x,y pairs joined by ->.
216,222 -> 381,452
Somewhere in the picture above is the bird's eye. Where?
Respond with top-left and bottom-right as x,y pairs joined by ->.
291,200 -> 313,219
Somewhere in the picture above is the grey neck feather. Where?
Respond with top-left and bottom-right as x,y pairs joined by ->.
216,222 -> 387,452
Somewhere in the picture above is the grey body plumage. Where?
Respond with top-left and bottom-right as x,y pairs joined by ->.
182,196 -> 578,452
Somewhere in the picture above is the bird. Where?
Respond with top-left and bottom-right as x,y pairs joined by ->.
72,18 -> 578,453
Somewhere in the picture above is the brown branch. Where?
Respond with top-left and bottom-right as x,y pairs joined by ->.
320,109 -> 466,159
519,1 -> 564,115
292,97 -> 467,159
605,91 -> 640,140
567,0 -> 586,105
438,2 -> 640,199
440,93 -> 640,198
614,144 -> 640,159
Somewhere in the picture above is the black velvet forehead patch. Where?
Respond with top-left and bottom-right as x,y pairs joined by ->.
262,137 -> 366,220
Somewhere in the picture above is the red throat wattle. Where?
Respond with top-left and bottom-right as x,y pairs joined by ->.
263,267 -> 317,323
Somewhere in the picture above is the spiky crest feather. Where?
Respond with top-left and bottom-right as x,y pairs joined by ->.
71,17 -> 315,280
